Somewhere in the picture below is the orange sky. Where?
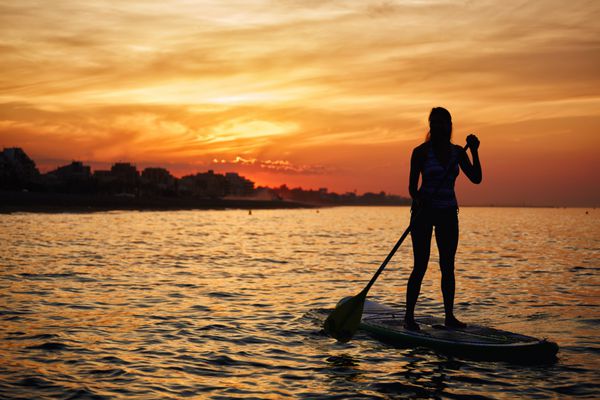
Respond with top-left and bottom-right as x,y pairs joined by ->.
1,1 -> 599,206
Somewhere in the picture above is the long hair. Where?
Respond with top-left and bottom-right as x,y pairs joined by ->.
425,107 -> 452,143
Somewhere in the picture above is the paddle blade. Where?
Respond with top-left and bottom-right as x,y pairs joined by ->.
323,294 -> 366,342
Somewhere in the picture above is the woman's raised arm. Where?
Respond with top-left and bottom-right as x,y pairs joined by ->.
458,135 -> 482,184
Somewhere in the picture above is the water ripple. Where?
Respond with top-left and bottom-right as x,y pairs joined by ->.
0,208 -> 598,399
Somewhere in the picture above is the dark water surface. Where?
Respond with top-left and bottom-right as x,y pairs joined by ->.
1,207 -> 598,399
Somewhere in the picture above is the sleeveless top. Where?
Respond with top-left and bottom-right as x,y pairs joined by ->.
419,144 -> 459,209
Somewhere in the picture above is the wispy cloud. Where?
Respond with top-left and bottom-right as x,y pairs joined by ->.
0,0 -> 598,203
212,156 -> 330,174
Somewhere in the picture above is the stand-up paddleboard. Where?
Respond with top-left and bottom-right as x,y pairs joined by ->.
359,299 -> 559,362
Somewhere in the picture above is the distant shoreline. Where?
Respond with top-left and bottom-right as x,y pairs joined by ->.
0,191 -> 594,213
0,191 -> 316,213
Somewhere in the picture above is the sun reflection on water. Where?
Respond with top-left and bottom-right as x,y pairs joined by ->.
0,207 -> 598,398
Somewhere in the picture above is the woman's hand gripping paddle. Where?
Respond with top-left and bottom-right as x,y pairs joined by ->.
323,143 -> 470,342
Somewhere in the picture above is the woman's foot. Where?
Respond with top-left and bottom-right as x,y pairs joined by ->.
445,316 -> 467,329
403,318 -> 421,331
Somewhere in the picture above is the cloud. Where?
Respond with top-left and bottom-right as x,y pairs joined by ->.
0,0 -> 599,204
1,0 -> 598,114
212,156 -> 330,174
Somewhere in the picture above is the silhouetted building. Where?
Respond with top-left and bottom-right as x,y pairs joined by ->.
93,170 -> 113,179
141,167 -> 176,196
48,161 -> 91,180
92,163 -> 140,195
111,162 -> 139,180
224,172 -> 254,196
93,170 -> 116,194
0,147 -> 40,189
0,145 -> 410,206
179,170 -> 226,198
45,161 -> 93,193
0,152 -> 11,188
111,163 -> 139,194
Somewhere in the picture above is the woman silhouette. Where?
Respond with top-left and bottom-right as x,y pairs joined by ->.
404,107 -> 482,331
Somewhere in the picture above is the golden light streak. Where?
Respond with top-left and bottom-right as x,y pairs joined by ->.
0,0 -> 598,205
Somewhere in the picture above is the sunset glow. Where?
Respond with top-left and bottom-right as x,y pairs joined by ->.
1,0 -> 599,205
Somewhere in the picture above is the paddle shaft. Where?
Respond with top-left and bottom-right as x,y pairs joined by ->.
361,143 -> 470,296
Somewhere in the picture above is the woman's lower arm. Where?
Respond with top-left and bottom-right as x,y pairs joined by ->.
471,150 -> 482,183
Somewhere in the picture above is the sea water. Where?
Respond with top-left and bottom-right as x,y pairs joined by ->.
0,207 -> 598,399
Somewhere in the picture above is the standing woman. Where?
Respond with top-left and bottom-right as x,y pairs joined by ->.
404,107 -> 482,331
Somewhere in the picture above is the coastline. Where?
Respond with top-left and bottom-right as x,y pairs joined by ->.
3,191 -> 589,213
0,191 -> 316,213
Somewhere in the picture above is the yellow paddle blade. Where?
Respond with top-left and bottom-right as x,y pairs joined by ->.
323,293 -> 366,342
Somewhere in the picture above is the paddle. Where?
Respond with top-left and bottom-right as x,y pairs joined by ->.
323,143 -> 470,342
